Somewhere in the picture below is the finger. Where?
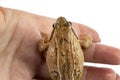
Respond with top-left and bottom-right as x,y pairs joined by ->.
82,66 -> 119,80
84,43 -> 120,64
72,23 -> 101,43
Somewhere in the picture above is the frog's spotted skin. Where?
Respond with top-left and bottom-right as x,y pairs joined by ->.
39,17 -> 92,80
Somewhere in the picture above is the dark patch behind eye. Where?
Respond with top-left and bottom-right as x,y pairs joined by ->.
71,27 -> 78,39
68,22 -> 72,26
49,27 -> 55,41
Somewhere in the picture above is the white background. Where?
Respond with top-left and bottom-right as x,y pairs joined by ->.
0,0 -> 120,75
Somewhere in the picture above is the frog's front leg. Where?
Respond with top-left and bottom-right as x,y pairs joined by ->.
39,39 -> 49,52
79,35 -> 92,48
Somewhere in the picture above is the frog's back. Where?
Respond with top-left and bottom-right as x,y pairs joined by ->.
46,28 -> 84,80
46,17 -> 84,80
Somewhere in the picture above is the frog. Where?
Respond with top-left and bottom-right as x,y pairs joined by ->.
39,17 -> 92,80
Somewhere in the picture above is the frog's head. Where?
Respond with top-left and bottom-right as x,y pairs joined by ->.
53,17 -> 72,28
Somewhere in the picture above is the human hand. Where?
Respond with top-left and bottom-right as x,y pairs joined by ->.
0,6 -> 120,80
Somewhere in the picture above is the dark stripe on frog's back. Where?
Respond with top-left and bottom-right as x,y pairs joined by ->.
49,27 -> 55,41
71,27 -> 78,39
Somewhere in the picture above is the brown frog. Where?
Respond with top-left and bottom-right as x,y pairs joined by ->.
39,17 -> 92,80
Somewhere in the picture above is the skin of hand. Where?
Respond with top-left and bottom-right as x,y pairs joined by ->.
0,6 -> 120,80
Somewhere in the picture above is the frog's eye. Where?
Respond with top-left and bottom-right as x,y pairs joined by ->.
52,23 -> 59,28
52,23 -> 55,28
64,22 -> 72,26
68,22 -> 72,26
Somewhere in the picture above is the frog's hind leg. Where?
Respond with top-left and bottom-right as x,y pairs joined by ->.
79,35 -> 92,48
39,39 -> 49,52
